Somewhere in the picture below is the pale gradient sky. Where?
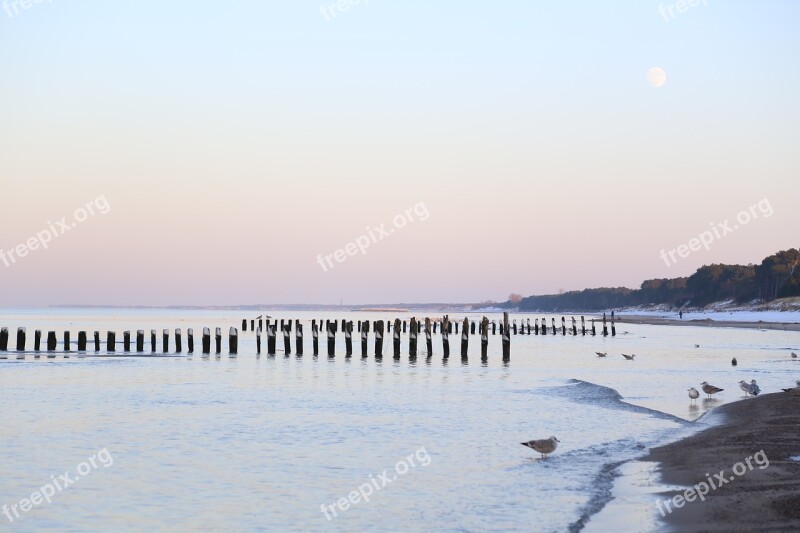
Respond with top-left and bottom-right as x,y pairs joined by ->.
1,0 -> 798,306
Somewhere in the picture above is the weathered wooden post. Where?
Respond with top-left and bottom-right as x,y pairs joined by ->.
175,329 -> 182,353
250,319 -> 255,332
527,319 -> 531,335
393,318 -> 401,359
561,317 -> 566,336
591,319 -> 597,336
256,326 -> 262,354
534,318 -> 539,335
344,321 -> 353,357
581,316 -> 586,336
296,323 -> 303,355
229,327 -> 238,355
326,322 -> 335,357
16,327 -> 25,351
409,317 -> 418,358
611,312 -> 616,336
283,324 -> 291,355
454,321 -> 459,334
77,331 -> 87,351
258,317 -> 263,331
187,328 -> 194,353
267,325 -> 276,355
151,330 -> 156,352
461,317 -> 469,358
34,330 -> 42,352
107,331 -> 115,352
502,312 -> 510,360
312,321 -> 319,356
242,319 -> 247,332
46,331 -> 57,351
602,313 -> 608,337
202,327 -> 211,354
492,321 -> 497,335
470,321 -> 476,335
402,320 -> 407,333
162,329 -> 169,353
0,327 -> 7,352
93,331 -> 100,352
361,320 -> 369,357
512,320 -> 517,335
551,318 -> 557,335
63,331 -> 71,351
572,317 -> 577,336
136,330 -> 144,352
374,320 -> 384,358
442,315 -> 450,358
123,331 -> 131,352
215,327 -> 222,355
481,316 -> 489,359
425,318 -> 432,357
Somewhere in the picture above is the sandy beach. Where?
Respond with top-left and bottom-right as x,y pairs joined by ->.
645,393 -> 800,531
616,315 -> 800,332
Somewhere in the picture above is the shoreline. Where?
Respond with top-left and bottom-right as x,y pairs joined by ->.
643,393 -> 800,531
614,315 -> 800,332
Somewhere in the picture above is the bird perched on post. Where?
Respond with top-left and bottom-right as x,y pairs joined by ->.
521,436 -> 560,459
701,381 -> 724,398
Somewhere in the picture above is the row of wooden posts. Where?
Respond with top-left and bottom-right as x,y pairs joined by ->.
0,327 -> 238,355
0,313 -> 617,359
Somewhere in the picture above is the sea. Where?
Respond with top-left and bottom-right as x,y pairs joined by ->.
1,308 -> 798,532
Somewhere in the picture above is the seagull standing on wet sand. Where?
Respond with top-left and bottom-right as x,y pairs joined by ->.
750,379 -> 760,396
521,436 -> 560,459
688,387 -> 700,404
701,381 -> 724,398
739,380 -> 754,397
622,353 -> 635,360
781,380 -> 800,395
596,352 -> 607,357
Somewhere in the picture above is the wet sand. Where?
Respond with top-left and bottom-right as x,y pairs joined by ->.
645,393 -> 800,531
617,315 -> 800,332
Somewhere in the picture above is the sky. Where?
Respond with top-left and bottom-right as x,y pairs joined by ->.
1,0 -> 798,306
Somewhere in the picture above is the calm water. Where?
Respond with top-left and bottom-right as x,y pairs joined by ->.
1,308 -> 798,532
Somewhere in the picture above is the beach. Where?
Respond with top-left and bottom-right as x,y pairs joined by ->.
645,393 -> 800,531
616,315 -> 800,332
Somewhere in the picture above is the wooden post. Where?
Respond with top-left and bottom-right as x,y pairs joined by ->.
551,318 -> 557,336
345,321 -> 353,357
534,318 -> 539,335
136,330 -> 144,352
175,329 -> 182,353
202,327 -> 211,354
215,327 -> 222,355
502,312 -> 510,360
188,328 -> 194,353
107,331 -> 115,352
162,329 -> 169,353
327,321 -> 335,357
250,319 -> 255,332
527,319 -> 531,335
256,326 -> 262,354
296,323 -> 303,355
561,317 -> 566,336
592,319 -> 597,336
409,317 -> 417,358
492,321 -> 497,335
611,312 -> 616,336
34,330 -> 41,352
16,327 -> 25,351
581,316 -> 586,336
124,331 -> 131,352
0,327 -> 7,351
402,320 -> 407,333
374,320 -> 384,358
64,331 -> 71,352
572,317 -> 577,336
283,324 -> 291,355
442,315 -> 450,358
77,331 -> 87,352
229,327 -> 238,355
454,321 -> 459,334
602,313 -> 608,336
393,318 -> 401,359
151,330 -> 156,352
242,319 -> 247,332
461,317 -> 469,358
267,325 -> 276,355
94,331 -> 100,352
312,321 -> 319,356
481,316 -> 489,359
258,318 -> 263,331
425,318 -> 432,357
47,331 -> 57,351
470,321 -> 476,335
361,320 -> 369,357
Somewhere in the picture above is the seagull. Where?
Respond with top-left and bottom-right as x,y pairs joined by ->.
688,387 -> 700,404
739,380 -> 754,397
792,352 -> 797,359
701,381 -> 724,398
695,344 -> 700,348
622,353 -> 635,360
750,380 -> 760,396
521,436 -> 560,459
781,380 -> 800,394
596,352 -> 607,357
731,357 -> 738,366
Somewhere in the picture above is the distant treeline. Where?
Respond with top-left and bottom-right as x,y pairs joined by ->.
515,248 -> 800,312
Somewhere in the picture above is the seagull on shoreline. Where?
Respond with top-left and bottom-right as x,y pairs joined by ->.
596,352 -> 607,357
521,436 -> 560,459
695,344 -> 700,348
781,380 -> 800,395
792,352 -> 797,359
750,379 -> 760,396
731,357 -> 738,367
622,353 -> 635,360
688,387 -> 700,404
701,381 -> 724,398
739,380 -> 759,397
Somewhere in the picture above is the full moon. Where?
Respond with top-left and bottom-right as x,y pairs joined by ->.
647,67 -> 667,88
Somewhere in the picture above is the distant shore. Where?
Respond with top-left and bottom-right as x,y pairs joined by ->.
645,393 -> 800,531
615,315 -> 800,331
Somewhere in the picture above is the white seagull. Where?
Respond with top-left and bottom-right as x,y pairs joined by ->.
688,387 -> 700,404
521,436 -> 560,459
739,380 -> 754,397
